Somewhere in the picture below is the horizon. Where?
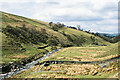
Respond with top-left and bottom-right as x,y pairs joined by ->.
0,0 -> 119,34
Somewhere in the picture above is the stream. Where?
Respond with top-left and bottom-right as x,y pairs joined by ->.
0,49 -> 61,80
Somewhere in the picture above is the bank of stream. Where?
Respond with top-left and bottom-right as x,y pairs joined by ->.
0,49 -> 61,80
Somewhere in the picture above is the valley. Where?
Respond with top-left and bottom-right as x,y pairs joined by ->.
0,11 -> 119,79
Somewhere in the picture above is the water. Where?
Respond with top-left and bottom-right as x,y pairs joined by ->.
0,49 -> 61,80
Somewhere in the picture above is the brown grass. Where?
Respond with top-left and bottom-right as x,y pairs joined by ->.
12,55 -> 28,59
4,14 -> 24,22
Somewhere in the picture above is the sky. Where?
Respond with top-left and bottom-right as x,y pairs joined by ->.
0,0 -> 119,34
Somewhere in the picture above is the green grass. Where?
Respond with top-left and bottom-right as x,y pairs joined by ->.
59,27 -> 111,46
95,42 -> 118,58
2,44 -> 48,64
43,42 -> 118,62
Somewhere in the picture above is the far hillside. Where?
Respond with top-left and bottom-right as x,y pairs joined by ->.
93,33 -> 120,43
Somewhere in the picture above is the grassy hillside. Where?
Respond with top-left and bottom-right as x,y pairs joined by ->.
0,11 -> 111,65
58,27 -> 110,46
41,41 -> 119,62
1,12 -> 69,65
112,35 -> 120,43
95,33 -> 120,43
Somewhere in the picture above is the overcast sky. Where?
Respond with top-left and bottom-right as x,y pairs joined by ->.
0,0 -> 119,33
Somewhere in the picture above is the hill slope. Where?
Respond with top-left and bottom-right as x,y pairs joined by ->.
42,42 -> 118,62
0,11 -> 111,65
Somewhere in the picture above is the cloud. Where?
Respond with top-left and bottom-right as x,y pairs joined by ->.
0,0 -> 31,3
0,0 -> 119,33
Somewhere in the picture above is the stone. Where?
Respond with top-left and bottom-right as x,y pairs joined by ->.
47,66 -> 51,70
89,71 -> 93,75
66,72 -> 71,76
115,68 -> 118,71
61,71 -> 66,74
92,70 -> 98,76
50,74 -> 56,78
57,57 -> 64,59
106,67 -> 113,72
41,74 -> 47,77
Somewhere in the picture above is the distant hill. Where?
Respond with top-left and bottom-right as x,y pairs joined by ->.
96,33 -> 119,43
99,33 -> 119,37
0,11 -> 111,65
112,34 -> 120,43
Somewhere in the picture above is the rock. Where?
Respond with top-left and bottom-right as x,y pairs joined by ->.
47,76 -> 51,78
61,71 -> 66,74
72,59 -> 79,61
115,68 -> 118,71
46,66 -> 51,70
106,67 -> 113,72
70,73 -> 76,76
57,57 -> 64,59
9,62 -> 13,64
102,68 -> 107,72
92,70 -> 98,76
41,74 -> 47,77
66,72 -> 71,76
50,74 -> 56,78
43,67 -> 47,70
56,72 -> 60,74
89,70 -> 98,76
